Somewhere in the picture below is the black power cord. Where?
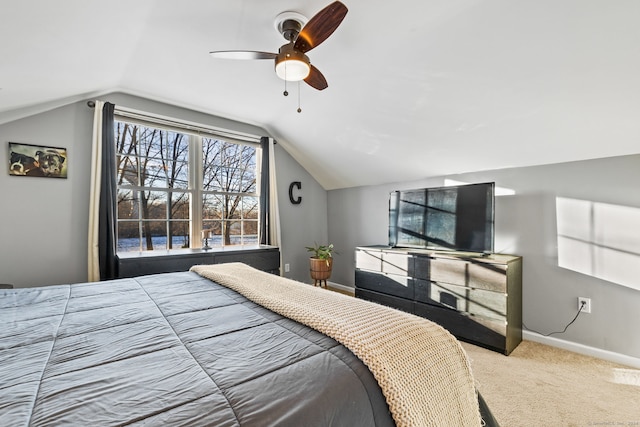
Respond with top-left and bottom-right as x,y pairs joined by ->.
523,301 -> 586,337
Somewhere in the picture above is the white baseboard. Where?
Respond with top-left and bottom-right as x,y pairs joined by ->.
326,281 -> 355,295
523,331 -> 640,369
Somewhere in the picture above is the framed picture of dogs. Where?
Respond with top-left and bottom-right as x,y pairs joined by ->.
8,142 -> 67,178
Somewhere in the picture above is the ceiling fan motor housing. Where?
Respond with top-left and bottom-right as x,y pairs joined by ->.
280,19 -> 302,41
274,11 -> 308,40
275,43 -> 311,81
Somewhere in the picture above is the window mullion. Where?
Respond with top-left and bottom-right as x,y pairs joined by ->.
190,135 -> 203,248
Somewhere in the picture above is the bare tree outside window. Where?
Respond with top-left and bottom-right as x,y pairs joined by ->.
115,120 -> 259,252
202,137 -> 258,246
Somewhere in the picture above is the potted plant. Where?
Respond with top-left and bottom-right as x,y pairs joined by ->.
306,243 -> 337,287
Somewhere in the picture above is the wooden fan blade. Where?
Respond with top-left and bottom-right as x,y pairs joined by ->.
294,1 -> 348,53
304,65 -> 328,90
209,50 -> 277,60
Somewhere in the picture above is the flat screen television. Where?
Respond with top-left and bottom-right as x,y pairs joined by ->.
388,182 -> 495,253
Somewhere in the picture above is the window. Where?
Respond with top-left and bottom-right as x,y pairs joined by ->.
115,118 -> 260,252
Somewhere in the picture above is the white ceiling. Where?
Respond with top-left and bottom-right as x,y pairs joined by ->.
2,0 -> 639,190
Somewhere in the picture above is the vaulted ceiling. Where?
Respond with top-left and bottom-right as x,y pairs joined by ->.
2,0 -> 639,189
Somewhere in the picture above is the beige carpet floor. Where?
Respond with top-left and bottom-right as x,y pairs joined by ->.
461,340 -> 640,427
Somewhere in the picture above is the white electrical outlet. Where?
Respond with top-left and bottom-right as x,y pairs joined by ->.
284,263 -> 290,273
578,297 -> 591,314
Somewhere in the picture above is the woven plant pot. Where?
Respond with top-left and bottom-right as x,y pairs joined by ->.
309,257 -> 333,281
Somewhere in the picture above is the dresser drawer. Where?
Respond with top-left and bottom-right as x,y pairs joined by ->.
355,288 -> 414,314
414,302 -> 507,352
473,314 -> 508,337
429,257 -> 507,293
355,248 -> 383,272
412,255 -> 430,280
415,280 -> 506,322
381,251 -> 413,276
355,270 -> 414,299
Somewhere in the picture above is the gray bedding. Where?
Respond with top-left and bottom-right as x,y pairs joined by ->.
1,272 -> 395,426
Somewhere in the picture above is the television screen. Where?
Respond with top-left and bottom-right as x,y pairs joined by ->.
389,182 -> 495,253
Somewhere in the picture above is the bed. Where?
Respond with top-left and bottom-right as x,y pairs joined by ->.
1,262 -> 497,426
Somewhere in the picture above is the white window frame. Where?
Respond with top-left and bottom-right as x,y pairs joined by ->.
114,107 -> 262,253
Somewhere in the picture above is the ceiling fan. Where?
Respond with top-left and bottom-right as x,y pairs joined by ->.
209,1 -> 348,91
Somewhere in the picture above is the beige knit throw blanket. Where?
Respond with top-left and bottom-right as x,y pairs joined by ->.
191,263 -> 481,426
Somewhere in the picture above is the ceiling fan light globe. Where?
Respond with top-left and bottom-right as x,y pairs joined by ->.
275,59 -> 311,81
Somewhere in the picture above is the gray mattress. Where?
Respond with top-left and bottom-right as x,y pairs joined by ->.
0,271 -> 395,426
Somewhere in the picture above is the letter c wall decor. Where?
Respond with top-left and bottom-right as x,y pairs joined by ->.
289,181 -> 302,204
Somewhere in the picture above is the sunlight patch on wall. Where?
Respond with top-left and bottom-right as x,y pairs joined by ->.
444,179 -> 515,196
556,197 -> 640,291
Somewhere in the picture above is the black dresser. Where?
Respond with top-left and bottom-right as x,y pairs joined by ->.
355,245 -> 522,355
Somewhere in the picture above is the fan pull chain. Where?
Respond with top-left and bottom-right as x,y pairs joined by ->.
280,59 -> 302,113
283,60 -> 289,96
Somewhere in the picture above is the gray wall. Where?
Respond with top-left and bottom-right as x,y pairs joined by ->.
328,154 -> 640,359
275,146 -> 329,284
0,92 -> 326,288
1,101 -> 94,287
